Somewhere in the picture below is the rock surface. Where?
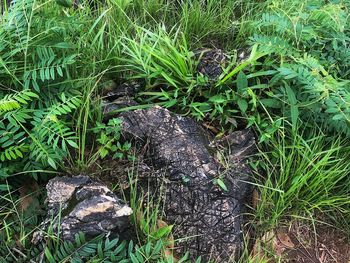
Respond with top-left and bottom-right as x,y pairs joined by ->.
118,106 -> 255,261
32,175 -> 132,243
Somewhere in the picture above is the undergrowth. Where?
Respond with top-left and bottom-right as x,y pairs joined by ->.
254,122 -> 350,230
1,0 -> 350,261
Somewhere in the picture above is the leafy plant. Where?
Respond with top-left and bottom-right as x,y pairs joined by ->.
249,1 -> 350,136
92,118 -> 131,160
41,232 -> 194,263
0,0 -> 85,178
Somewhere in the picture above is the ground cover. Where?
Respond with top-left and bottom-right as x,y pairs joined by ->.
1,0 -> 350,262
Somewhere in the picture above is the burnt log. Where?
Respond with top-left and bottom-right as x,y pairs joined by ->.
118,106 -> 255,261
196,49 -> 228,79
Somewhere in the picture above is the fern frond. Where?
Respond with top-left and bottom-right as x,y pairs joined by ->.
0,143 -> 28,161
45,93 -> 82,118
258,12 -> 293,35
33,120 -> 79,151
24,49 -> 76,91
0,89 -> 38,113
37,233 -> 128,263
249,34 -> 296,55
310,4 -> 347,32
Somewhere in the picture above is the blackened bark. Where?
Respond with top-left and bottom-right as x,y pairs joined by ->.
119,106 -> 255,261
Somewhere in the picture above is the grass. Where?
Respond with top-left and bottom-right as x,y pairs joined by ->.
1,0 -> 350,261
118,25 -> 196,90
253,122 -> 350,230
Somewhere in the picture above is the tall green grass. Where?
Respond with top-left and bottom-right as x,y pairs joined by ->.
254,122 -> 350,231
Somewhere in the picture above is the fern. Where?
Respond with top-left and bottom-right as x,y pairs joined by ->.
26,232 -> 193,263
23,48 -> 77,91
41,233 -> 128,263
248,2 -> 350,136
0,144 -> 28,162
0,89 -> 38,113
0,93 -> 81,170
250,34 -> 296,55
0,0 -> 83,174
44,93 -> 81,117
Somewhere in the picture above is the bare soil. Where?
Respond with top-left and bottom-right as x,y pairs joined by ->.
253,221 -> 350,263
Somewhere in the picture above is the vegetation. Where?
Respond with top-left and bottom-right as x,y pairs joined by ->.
1,0 -> 349,262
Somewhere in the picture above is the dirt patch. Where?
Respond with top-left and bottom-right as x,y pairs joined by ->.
253,221 -> 350,263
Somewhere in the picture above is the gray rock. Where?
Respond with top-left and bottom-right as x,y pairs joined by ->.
32,175 -> 132,243
118,106 -> 255,262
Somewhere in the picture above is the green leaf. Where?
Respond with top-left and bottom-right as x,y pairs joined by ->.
128,240 -> 134,253
216,178 -> 228,191
14,148 -> 23,158
237,99 -> 248,113
114,241 -> 126,254
5,150 -> 11,160
57,66 -> 63,77
97,243 -> 103,258
332,114 -> 343,120
9,149 -> 17,159
48,157 -> 57,169
151,224 -> 173,239
53,42 -> 74,49
129,253 -> 139,263
237,71 -> 248,92
105,238 -> 119,251
291,105 -> 299,130
40,68 -> 45,81
209,95 -> 226,104
67,140 -> 78,149
144,242 -> 151,257
0,184 -> 10,191
44,247 -> 55,263
285,85 -> 297,105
